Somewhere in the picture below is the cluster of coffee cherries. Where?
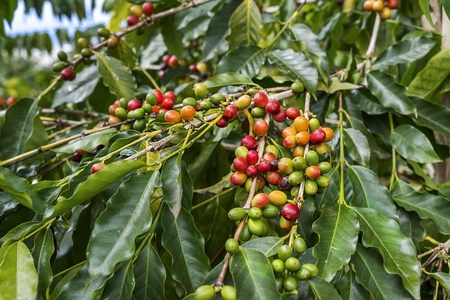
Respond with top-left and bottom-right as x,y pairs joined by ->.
363,0 -> 398,20
157,54 -> 180,77
194,284 -> 236,300
127,2 -> 155,27
0,95 -> 17,109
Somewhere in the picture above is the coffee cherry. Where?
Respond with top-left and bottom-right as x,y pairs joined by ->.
291,81 -> 305,94
52,61 -> 67,72
108,116 -> 121,125
168,55 -> 178,67
225,238 -> 240,254
281,203 -> 300,221
257,160 -> 271,173
245,176 -> 265,192
278,175 -> 291,190
266,171 -> 282,186
133,118 -> 147,131
210,93 -> 225,105
304,179 -> 318,195
322,127 -> 335,142
230,171 -> 247,186
279,215 -> 294,230
316,175 -> 330,188
278,158 -> 294,174
262,204 -> 279,218
76,37 -> 89,50
386,0 -> 398,9
240,223 -> 251,241
285,257 -> 301,272
265,100 -> 280,114
57,50 -> 68,61
61,67 -> 76,81
91,162 -> 106,174
254,119 -> 269,136
272,259 -> 285,273
241,135 -> 258,150
251,107 -> 265,118
81,48 -> 93,58
127,99 -> 142,111
293,145 -> 305,158
273,108 -> 286,122
305,166 -> 321,179
277,245 -> 292,261
315,143 -> 329,156
282,127 -> 297,139
363,0 -> 374,11
132,108 -> 145,119
194,83 -> 208,99
194,285 -> 215,300
235,94 -> 251,110
283,276 -> 298,292
161,97 -> 174,110
318,161 -> 332,174
296,266 -> 311,280
253,92 -> 268,108
248,207 -> 263,220
247,218 -> 266,236
380,7 -> 392,19
220,286 -> 236,300
309,118 -> 321,131
164,110 -> 181,123
292,157 -> 307,171
107,36 -> 119,48
130,5 -> 143,17
142,2 -> 154,15
199,100 -> 212,110
216,117 -> 229,128
251,193 -> 269,208
295,131 -> 311,145
235,146 -> 249,158
293,116 -> 309,132
182,97 -> 197,107
97,27 -> 110,38
233,157 -> 248,172
265,145 -> 280,158
302,263 -> 319,277
245,165 -> 258,177
224,105 -> 238,120
305,150 -> 319,166
293,237 -> 307,253
228,207 -> 246,221
115,107 -> 127,120
283,135 -> 296,149
127,15 -> 140,26
310,128 -> 326,144
268,190 -> 287,206
286,107 -> 301,120
372,0 -> 384,11
288,171 -> 304,186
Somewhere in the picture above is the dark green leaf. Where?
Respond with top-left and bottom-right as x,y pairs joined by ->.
348,165 -> 398,220
312,202 -> 359,282
215,46 -> 266,78
161,15 -> 184,58
0,241 -> 38,299
241,237 -> 283,257
352,245 -> 412,300
53,128 -> 117,153
443,1 -> 450,20
45,160 -> 146,219
343,128 -> 370,167
336,270 -> 371,300
372,36 -> 436,70
398,208 -> 426,246
307,276 -> 343,300
366,71 -> 416,116
101,261 -> 134,300
226,0 -> 261,49
316,166 -> 340,209
229,247 -> 281,300
32,229 -> 54,300
204,72 -> 255,91
162,155 -> 193,214
412,98 -> 450,139
94,51 -> 136,100
428,272 -> 450,294
0,167 -> 45,214
418,0 -> 435,29
393,180 -> 450,235
52,65 -> 99,108
161,205 -> 210,294
268,49 -> 318,95
352,207 -> 421,298
87,170 -> 159,277
107,39 -> 136,70
390,124 -> 441,163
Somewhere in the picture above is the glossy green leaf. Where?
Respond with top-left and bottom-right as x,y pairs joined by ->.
307,276 -> 343,300
428,272 -> 450,294
390,124 -> 441,164
45,160 -> 146,219
226,0 -> 261,49
161,15 -> 184,58
161,205 -> 210,294
393,180 -> 450,235
52,65 -> 99,108
0,98 -> 47,161
101,261 -> 134,300
412,98 -> 450,138
162,155 -> 193,215
53,128 -> 117,153
407,47 -> 450,102
336,270 -> 371,300
297,195 -> 317,245
93,51 -> 136,100
203,202 -> 234,258
328,78 -> 361,94
366,71 -> 416,116
204,72 -> 255,91
0,241 -> 38,300
107,38 -> 136,70
133,244 -> 166,300
229,247 -> 281,300
0,167 -> 45,214
268,49 -> 318,95
312,202 -> 359,282
352,207 -> 421,298
372,36 -> 436,70
241,237 -> 283,257
215,46 -> 266,78
32,228 -> 54,300
343,128 -> 370,167
352,245 -> 412,300
87,170 -> 159,277
398,208 -> 426,246
418,0 -> 435,29
348,165 -> 398,220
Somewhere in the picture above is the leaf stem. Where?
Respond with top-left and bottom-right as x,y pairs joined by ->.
137,66 -> 161,91
53,260 -> 86,279
366,12 -> 381,58
338,91 -> 346,204
388,112 -> 399,191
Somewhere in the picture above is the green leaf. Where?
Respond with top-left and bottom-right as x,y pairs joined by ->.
32,229 -> 54,300
215,46 -> 266,78
372,36 -> 437,70
412,98 -> 450,139
343,128 -> 371,167
418,0 -> 435,29
352,245 -> 413,300
336,270 -> 371,300
316,166 -> 340,208
241,237 -> 283,257
366,71 -> 416,116
0,98 -> 48,161
45,160 -> 146,219
268,49 -> 318,95
93,51 -> 136,100
87,170 -> 159,277
229,247 -> 281,300
407,47 -> 450,102
348,165 -> 398,220
307,276 -> 343,300
226,0 -> 261,49
52,65 -> 99,108
390,124 -> 441,164
161,205 -> 211,294
443,0 -> 450,20
162,155 -> 193,215
398,208 -> 426,246
393,180 -> 450,235
312,202 -> 359,282
204,72 -> 255,91
329,78 -> 361,94
107,39 -> 136,70
133,244 -> 167,300
101,261 -> 134,300
161,15 -> 184,58
0,241 -> 38,300
428,272 -> 450,294
53,128 -> 117,153
351,207 -> 421,298
0,167 -> 45,214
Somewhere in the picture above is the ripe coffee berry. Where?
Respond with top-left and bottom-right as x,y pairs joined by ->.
216,117 -> 229,128
281,203 -> 300,221
245,165 -> 258,177
246,150 -> 259,165
286,107 -> 301,120
230,171 -> 247,185
127,99 -> 142,111
142,2 -> 154,15
161,97 -> 174,110
253,92 -> 268,108
310,128 -> 326,144
223,105 -> 238,119
241,135 -> 258,150
233,157 -> 248,172
61,67 -> 76,81
273,107 -> 286,122
265,100 -> 281,114
254,119 -> 269,136
127,15 -> 139,26
91,162 -> 106,174
257,160 -> 271,173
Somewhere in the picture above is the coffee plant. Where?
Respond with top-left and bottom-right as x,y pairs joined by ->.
1,0 -> 450,299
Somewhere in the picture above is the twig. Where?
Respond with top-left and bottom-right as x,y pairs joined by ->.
366,13 -> 381,58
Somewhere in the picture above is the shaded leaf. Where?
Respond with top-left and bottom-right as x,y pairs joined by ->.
0,241 -> 38,300
343,128 -> 370,167
312,202 -> 359,282
229,247 -> 281,300
204,72 -> 255,92
101,261 -> 134,300
428,272 -> 450,294
161,15 -> 184,58
53,128 -> 117,153
215,45 -> 266,78
352,207 -> 421,298
390,124 -> 441,163
398,208 -> 426,246
352,245 -> 412,300
87,170 -> 159,277
107,38 -> 136,70
32,229 -> 54,300
393,180 -> 450,235
418,0 -> 436,29
366,71 -> 416,116
241,236 -> 283,257
94,51 -> 136,100
161,205 -> 210,294
307,276 -> 343,300
133,244 -> 166,300
226,0 -> 261,49
412,98 -> 450,139
336,270 -> 371,300
348,165 -> 398,220
268,49 -> 318,95
329,78 -> 361,94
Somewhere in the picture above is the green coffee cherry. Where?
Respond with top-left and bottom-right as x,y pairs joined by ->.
271,259 -> 285,273
57,50 -> 68,61
194,285 -> 215,300
277,245 -> 292,261
228,207 -> 246,221
225,238 -> 239,254
293,237 -> 307,254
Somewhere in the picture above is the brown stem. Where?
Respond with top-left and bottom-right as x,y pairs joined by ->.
366,13 -> 381,58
